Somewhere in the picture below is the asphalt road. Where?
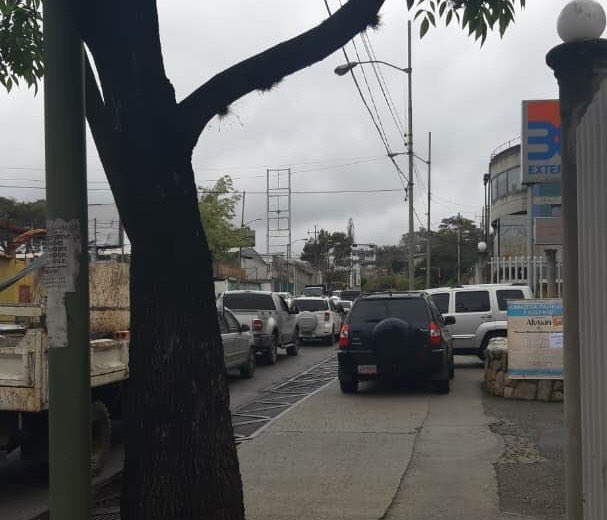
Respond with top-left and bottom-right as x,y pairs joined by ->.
0,341 -> 338,520
239,356 -> 540,520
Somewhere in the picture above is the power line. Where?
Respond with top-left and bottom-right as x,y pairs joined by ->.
359,31 -> 407,145
323,0 -> 396,160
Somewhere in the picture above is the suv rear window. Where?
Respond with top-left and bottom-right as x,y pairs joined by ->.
496,289 -> 525,311
349,298 -> 429,326
223,293 -> 274,311
303,287 -> 324,297
430,293 -> 450,314
455,291 -> 490,313
294,299 -> 328,312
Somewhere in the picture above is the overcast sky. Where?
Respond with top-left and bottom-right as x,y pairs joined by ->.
0,0 -> 578,255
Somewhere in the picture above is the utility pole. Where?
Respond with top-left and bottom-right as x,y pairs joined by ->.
44,0 -> 91,518
457,212 -> 462,285
426,132 -> 432,289
407,20 -> 415,291
239,191 -> 246,275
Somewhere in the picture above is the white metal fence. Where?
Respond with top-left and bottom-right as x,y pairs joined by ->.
488,256 -> 563,298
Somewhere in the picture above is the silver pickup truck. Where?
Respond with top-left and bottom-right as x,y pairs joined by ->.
218,291 -> 299,364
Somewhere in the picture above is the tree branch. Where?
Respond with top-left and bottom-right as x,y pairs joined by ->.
178,0 -> 386,147
84,54 -> 129,226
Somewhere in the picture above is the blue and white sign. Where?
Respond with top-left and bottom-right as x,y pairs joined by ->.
522,100 -> 562,184
507,299 -> 563,379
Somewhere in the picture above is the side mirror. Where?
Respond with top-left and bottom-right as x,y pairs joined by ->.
241,324 -> 250,332
443,316 -> 456,326
289,307 -> 299,314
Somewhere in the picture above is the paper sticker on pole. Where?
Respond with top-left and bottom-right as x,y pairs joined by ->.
522,100 -> 562,184
45,218 -> 82,348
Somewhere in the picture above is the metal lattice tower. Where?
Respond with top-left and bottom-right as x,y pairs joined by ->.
266,168 -> 292,263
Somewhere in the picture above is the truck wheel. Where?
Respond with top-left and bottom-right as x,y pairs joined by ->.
91,401 -> 112,476
286,328 -> 300,356
240,348 -> 256,378
265,335 -> 278,365
286,342 -> 299,356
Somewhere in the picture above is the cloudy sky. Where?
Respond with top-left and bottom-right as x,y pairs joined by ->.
0,0 -> 577,255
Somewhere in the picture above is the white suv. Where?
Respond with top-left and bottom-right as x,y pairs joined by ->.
293,296 -> 342,345
425,284 -> 533,359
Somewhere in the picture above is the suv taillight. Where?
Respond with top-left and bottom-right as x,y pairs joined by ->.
429,321 -> 441,346
339,324 -> 350,349
324,312 -> 330,322
252,319 -> 263,332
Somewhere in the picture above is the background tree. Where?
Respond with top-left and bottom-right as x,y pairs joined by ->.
429,215 -> 483,286
300,229 -> 353,284
0,197 -> 46,228
0,1 -> 524,518
198,176 -> 248,262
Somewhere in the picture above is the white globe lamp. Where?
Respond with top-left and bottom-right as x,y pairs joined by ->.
557,0 -> 606,42
477,241 -> 488,253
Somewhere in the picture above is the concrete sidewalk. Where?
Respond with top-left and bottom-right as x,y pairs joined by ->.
238,365 -> 534,520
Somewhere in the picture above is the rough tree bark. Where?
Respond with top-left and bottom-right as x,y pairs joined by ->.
69,1 -> 386,518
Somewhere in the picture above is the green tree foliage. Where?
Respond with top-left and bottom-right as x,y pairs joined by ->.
0,196 -> 46,227
375,245 -> 406,274
198,176 -> 247,261
408,0 -> 526,43
300,228 -> 353,284
0,0 -> 43,92
428,215 -> 483,286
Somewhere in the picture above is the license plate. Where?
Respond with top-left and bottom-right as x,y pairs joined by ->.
357,364 -> 377,375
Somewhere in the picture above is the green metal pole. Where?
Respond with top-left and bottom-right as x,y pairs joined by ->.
44,0 -> 91,518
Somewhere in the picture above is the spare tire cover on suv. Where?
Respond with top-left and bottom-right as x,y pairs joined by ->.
371,318 -> 417,364
297,311 -> 318,333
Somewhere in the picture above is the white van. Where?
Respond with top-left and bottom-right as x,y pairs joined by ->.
425,284 -> 533,359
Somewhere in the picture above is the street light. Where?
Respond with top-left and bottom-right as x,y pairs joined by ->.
334,21 -> 415,290
334,60 -> 410,76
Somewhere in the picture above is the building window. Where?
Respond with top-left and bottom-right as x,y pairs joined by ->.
492,166 -> 523,203
508,167 -> 522,194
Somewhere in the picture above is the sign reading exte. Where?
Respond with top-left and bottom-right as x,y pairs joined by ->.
522,100 -> 561,184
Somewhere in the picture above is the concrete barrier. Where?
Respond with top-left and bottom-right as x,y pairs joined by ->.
484,337 -> 563,401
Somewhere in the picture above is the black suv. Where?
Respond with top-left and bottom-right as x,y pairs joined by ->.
337,292 -> 455,394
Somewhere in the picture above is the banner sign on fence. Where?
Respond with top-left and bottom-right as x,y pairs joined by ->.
507,299 -> 563,379
522,100 -> 561,184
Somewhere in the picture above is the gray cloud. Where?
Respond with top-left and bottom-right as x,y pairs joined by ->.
0,0 -> 572,252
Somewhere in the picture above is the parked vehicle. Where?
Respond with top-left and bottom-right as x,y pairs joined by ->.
338,291 -> 455,394
339,289 -> 361,304
218,306 -> 256,378
292,296 -> 342,345
425,284 -> 532,359
302,285 -> 324,297
218,290 -> 299,364
0,303 -> 128,474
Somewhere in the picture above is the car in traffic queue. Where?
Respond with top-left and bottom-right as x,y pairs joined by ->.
425,283 -> 532,359
217,290 -> 300,364
292,296 -> 343,345
217,306 -> 257,378
337,291 -> 455,394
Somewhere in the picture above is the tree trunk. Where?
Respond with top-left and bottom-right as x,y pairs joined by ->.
119,153 -> 244,520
